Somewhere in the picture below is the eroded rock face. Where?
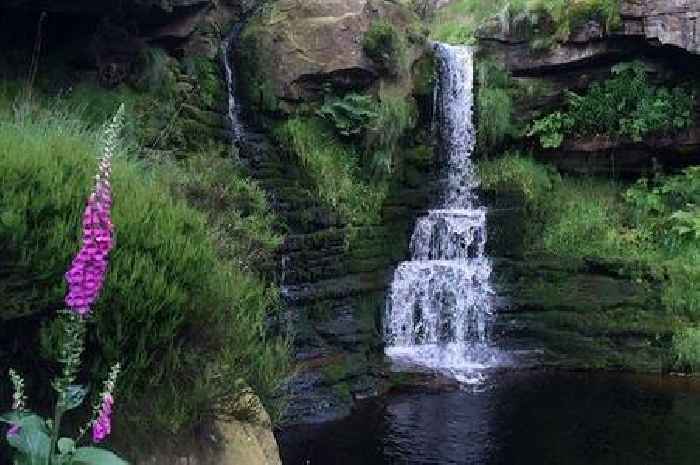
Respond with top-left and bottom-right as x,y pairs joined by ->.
477,0 -> 700,72
476,1 -> 700,176
239,0 -> 418,104
621,0 -> 700,54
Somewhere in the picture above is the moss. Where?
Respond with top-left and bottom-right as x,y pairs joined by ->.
238,15 -> 281,117
412,53 -> 436,97
182,56 -> 226,110
363,20 -> 409,78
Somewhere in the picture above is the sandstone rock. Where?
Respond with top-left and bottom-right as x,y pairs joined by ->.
620,0 -> 700,54
477,0 -> 700,73
239,0 -> 418,103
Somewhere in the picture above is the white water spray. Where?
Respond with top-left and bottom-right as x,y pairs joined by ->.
385,44 -> 499,381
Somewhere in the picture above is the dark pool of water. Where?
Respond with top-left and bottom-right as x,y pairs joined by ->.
277,370 -> 700,465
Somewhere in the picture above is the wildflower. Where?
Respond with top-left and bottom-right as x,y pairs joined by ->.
91,393 -> 113,443
64,105 -> 124,316
6,424 -> 20,439
89,362 -> 120,444
8,369 -> 25,412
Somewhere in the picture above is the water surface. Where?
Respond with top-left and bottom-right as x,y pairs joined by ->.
278,370 -> 700,465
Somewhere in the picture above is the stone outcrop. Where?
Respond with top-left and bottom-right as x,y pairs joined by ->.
238,0 -> 420,105
621,0 -> 700,54
478,0 -> 700,71
476,0 -> 700,176
138,401 -> 282,465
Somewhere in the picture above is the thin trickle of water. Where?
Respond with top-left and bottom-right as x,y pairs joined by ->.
221,29 -> 244,144
385,44 -> 498,380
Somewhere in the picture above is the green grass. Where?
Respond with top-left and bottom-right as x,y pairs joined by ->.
430,0 -> 620,45
0,100 -> 289,447
274,117 -> 387,225
476,60 -> 516,152
162,146 -> 284,274
673,327 -> 700,373
479,152 -> 700,317
481,152 -> 700,372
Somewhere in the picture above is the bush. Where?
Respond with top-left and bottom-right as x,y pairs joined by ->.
363,20 -> 408,77
274,117 -> 386,225
673,327 -> 700,373
0,107 -> 288,444
164,146 -> 283,273
317,94 -> 378,138
529,62 -> 695,148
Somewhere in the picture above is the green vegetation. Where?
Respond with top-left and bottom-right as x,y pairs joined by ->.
431,0 -> 620,45
480,152 -> 700,371
363,20 -> 409,77
317,94 -> 379,138
529,62 -> 695,148
476,60 -> 516,152
163,147 -> 283,274
274,117 -> 387,225
0,93 -> 288,448
672,327 -> 700,372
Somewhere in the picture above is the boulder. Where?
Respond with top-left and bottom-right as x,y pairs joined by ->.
238,0 -> 419,104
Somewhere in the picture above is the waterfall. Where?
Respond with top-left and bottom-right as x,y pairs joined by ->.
221,27 -> 244,144
385,44 -> 497,380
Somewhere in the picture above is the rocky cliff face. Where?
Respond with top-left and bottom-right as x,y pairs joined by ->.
234,0 -> 438,424
476,0 -> 700,176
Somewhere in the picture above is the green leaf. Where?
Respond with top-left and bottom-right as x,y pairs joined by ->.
71,447 -> 129,465
58,438 -> 76,454
4,415 -> 51,465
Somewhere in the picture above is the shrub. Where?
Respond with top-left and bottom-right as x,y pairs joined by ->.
529,61 -> 695,148
317,94 -> 378,138
274,117 -> 386,225
363,20 -> 408,77
164,146 -> 283,273
0,107 -> 288,444
673,327 -> 700,373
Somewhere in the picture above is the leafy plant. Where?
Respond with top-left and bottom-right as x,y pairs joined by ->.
529,61 -> 695,148
0,99 -> 289,445
317,94 -> 378,138
527,111 -> 573,148
2,107 -> 127,465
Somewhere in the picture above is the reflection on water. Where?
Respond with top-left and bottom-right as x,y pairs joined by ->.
278,371 -> 700,465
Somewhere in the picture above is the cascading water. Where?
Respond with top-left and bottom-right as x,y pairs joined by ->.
221,27 -> 245,144
385,44 -> 499,381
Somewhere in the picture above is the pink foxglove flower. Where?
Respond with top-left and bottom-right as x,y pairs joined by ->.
64,105 -> 123,316
91,393 -> 113,443
6,424 -> 20,439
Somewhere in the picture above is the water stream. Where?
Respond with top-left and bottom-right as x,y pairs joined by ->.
221,26 -> 245,144
385,44 -> 500,380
